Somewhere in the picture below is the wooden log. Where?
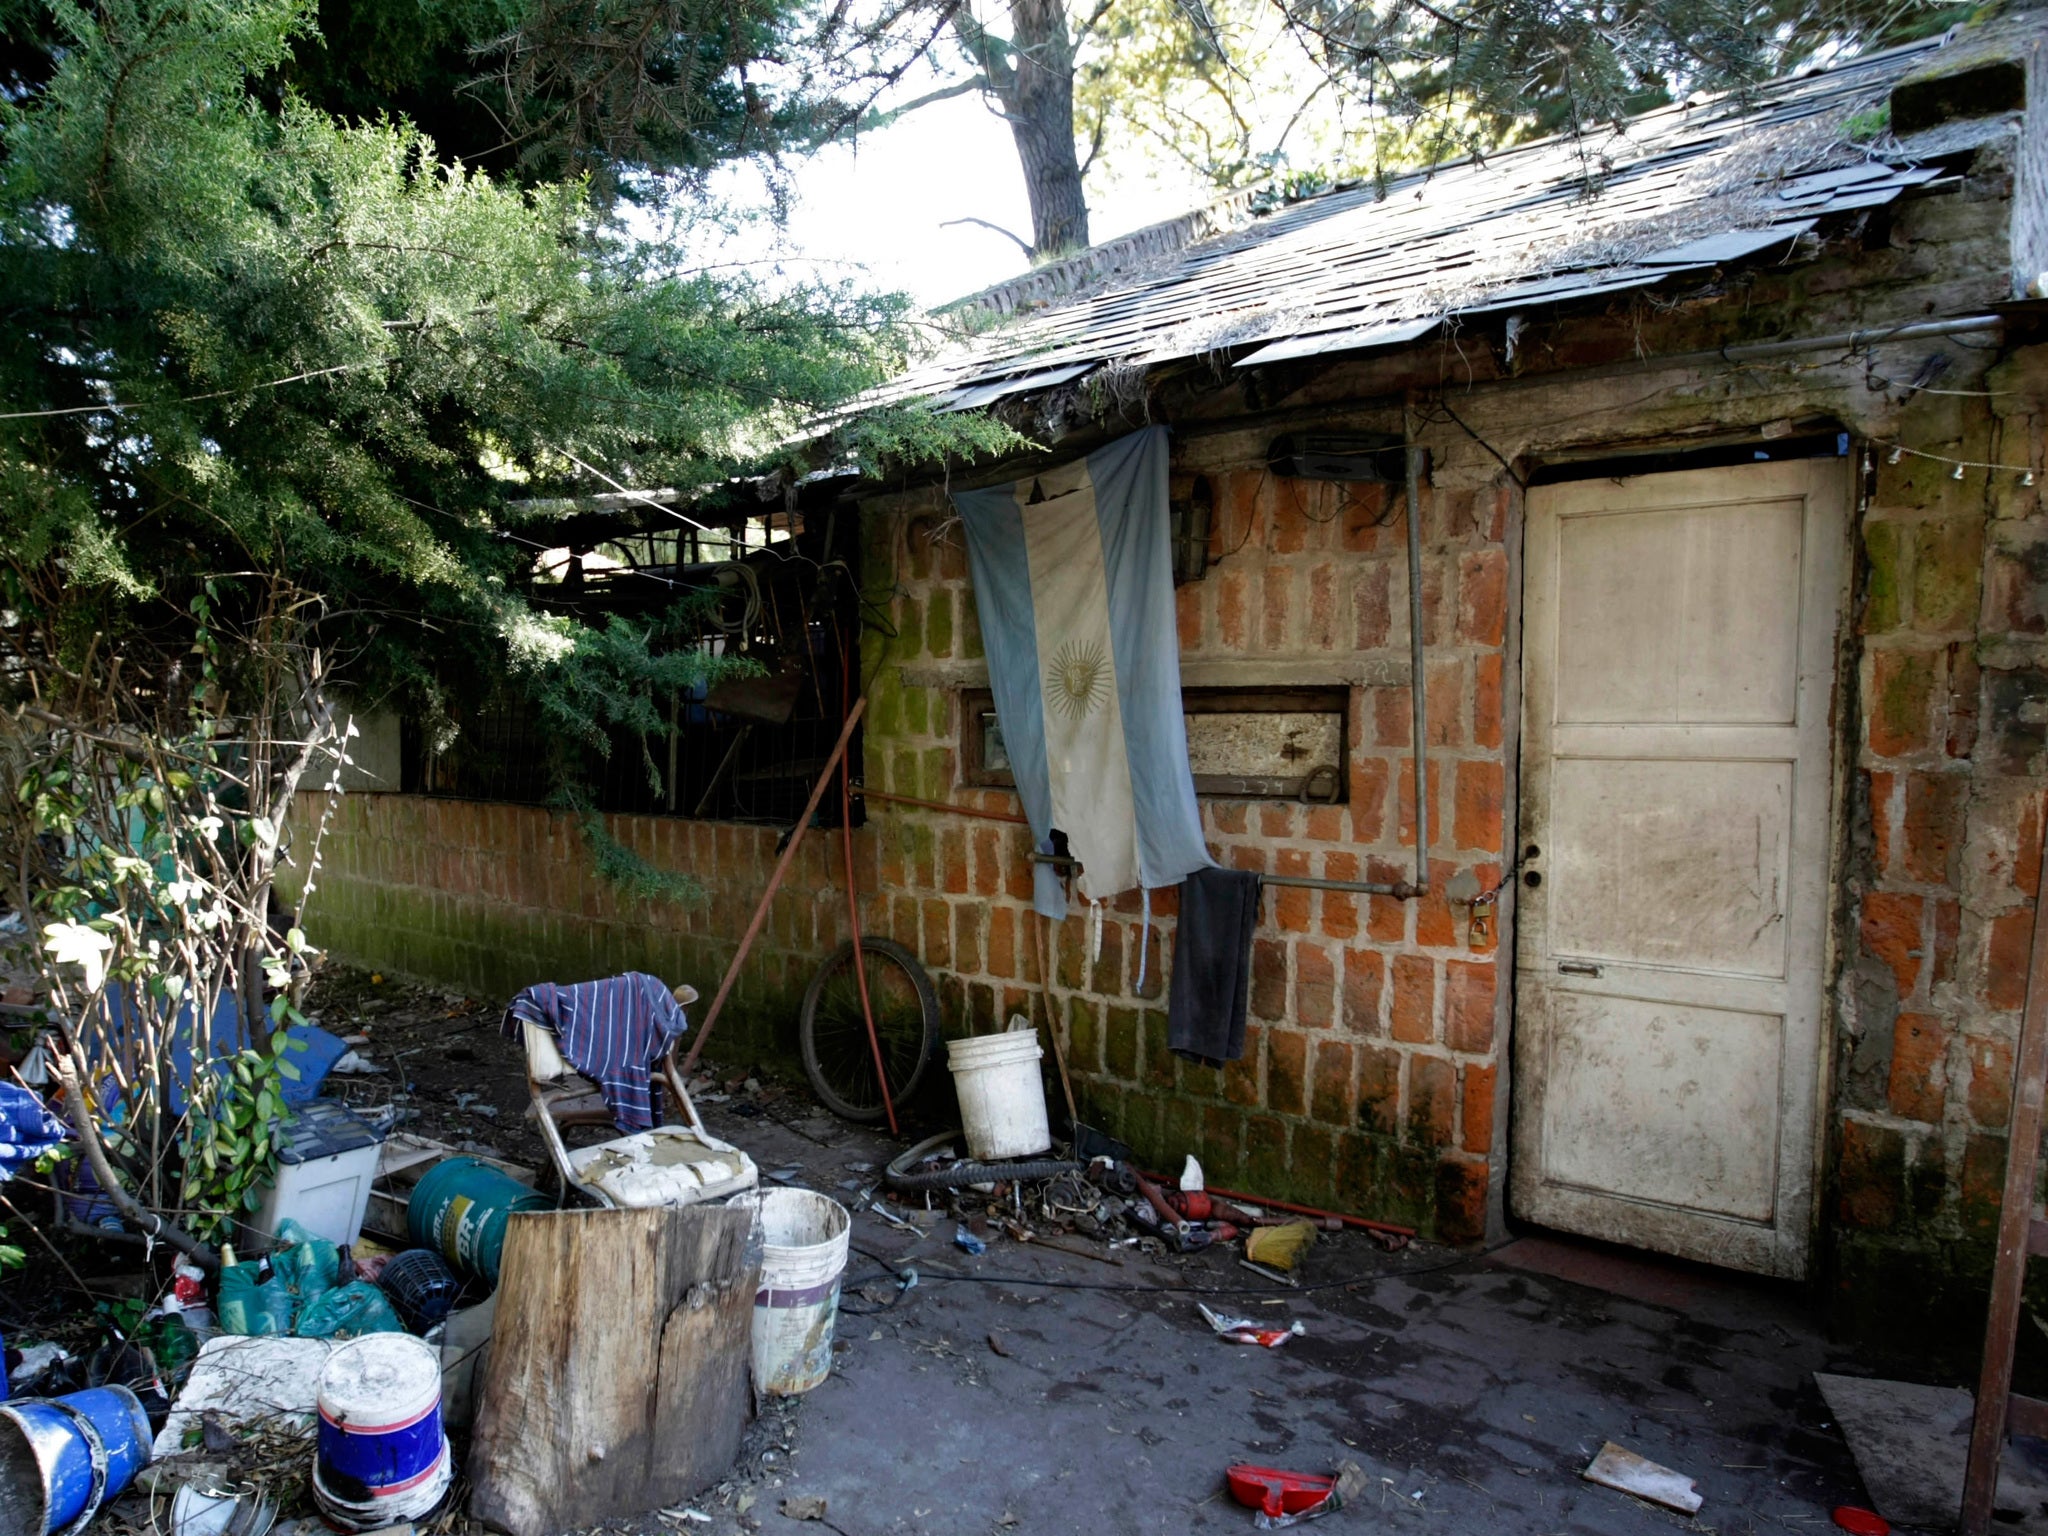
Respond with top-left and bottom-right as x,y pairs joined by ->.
468,1205 -> 758,1536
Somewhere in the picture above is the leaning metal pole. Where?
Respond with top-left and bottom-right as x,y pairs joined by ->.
682,697 -> 868,1075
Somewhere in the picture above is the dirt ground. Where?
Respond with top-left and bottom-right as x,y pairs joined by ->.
1,961 -> 1996,1536
300,966 -> 546,1167
290,965 -> 1888,1536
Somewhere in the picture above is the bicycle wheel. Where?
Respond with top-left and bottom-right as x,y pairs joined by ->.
800,937 -> 940,1123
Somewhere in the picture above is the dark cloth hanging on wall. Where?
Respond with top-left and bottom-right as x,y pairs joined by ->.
1167,866 -> 1262,1067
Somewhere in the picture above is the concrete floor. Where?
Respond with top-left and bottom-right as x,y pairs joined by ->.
699,1103 -> 1878,1536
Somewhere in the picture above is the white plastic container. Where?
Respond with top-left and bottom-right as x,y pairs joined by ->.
947,1028 -> 1052,1161
734,1189 -> 850,1396
241,1100 -> 384,1252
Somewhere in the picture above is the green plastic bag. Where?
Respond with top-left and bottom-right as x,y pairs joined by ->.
295,1280 -> 405,1339
269,1218 -> 342,1305
217,1260 -> 295,1336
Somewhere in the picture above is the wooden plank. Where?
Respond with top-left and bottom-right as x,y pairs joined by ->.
2009,1393 -> 2048,1442
1962,818 -> 2048,1536
377,1133 -> 536,1187
468,1205 -> 758,1536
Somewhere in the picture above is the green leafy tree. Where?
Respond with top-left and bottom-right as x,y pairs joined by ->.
0,0 -> 1010,1253
1260,0 -> 1974,160
0,0 -> 946,201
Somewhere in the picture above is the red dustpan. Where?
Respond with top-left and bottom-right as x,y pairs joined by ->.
1226,1465 -> 1336,1519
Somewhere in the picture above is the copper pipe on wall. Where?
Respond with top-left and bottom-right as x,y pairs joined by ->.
1402,430 -> 1431,896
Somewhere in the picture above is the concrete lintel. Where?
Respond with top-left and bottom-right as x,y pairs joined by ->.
896,655 -> 1410,691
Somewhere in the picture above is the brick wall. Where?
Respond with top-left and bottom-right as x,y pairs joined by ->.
846,131 -> 2047,1276
1828,342 -> 2048,1345
280,795 -> 870,1069
856,463 -> 1514,1242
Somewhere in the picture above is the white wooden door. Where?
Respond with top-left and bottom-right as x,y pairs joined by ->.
1511,458 -> 1848,1278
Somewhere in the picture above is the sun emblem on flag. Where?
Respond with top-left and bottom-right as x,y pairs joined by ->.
1048,640 -> 1111,720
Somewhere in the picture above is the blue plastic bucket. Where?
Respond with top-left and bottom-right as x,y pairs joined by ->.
407,1158 -> 550,1284
0,1385 -> 152,1536
314,1334 -> 449,1523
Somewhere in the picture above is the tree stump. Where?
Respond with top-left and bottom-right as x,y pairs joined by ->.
468,1205 -> 758,1536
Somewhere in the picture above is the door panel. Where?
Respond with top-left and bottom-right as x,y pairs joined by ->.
1540,992 -> 1784,1223
1511,459 -> 1848,1278
1554,495 -> 1808,724
1547,756 -> 1792,976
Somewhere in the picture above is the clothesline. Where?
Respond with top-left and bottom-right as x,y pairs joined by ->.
860,790 -> 1426,898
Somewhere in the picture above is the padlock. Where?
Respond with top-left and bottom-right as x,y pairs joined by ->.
1468,900 -> 1496,952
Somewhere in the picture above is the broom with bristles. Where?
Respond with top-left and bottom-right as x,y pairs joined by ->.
1243,1218 -> 1319,1274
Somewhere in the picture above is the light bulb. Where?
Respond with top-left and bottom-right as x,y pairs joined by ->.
1887,446 -> 1902,464
1953,462 -> 1966,480
2025,471 -> 2036,487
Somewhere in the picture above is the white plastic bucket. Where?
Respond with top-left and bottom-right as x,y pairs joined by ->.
947,1030 -> 1052,1160
312,1335 -> 452,1531
734,1190 -> 850,1396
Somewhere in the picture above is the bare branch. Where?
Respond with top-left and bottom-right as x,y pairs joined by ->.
848,71 -> 992,135
941,215 -> 1037,255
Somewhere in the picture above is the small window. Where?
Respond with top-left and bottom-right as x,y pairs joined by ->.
961,687 -> 1347,801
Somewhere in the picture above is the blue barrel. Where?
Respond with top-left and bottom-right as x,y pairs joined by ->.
379,1249 -> 461,1334
0,1385 -> 152,1536
407,1158 -> 550,1284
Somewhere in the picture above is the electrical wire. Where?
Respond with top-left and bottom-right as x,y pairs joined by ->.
849,1236 -> 1510,1298
555,447 -> 828,572
0,361 -> 381,420
1874,439 -> 2040,479
1420,396 -> 1527,490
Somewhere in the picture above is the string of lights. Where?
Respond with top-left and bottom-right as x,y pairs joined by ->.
1876,439 -> 2040,485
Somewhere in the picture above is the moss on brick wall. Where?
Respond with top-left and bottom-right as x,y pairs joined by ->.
278,796 -> 862,1074
1824,340 -> 2048,1360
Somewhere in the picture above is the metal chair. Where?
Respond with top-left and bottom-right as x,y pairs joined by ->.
521,984 -> 758,1209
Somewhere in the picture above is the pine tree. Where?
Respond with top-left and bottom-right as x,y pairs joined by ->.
0,0 -> 1009,1254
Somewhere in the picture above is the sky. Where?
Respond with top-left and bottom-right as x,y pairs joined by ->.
704,91 -> 1211,309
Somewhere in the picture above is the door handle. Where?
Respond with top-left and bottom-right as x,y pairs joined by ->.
1558,960 -> 1602,977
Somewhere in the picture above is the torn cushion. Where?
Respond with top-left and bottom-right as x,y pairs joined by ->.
566,1128 -> 756,1208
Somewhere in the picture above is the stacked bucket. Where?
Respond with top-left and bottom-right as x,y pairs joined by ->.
312,1335 -> 452,1531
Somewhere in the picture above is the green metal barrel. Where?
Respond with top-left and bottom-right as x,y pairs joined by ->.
407,1158 -> 551,1284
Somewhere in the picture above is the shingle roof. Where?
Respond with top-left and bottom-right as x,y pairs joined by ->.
880,31 -> 1983,412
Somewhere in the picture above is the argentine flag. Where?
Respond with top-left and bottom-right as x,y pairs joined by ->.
954,426 -> 1213,919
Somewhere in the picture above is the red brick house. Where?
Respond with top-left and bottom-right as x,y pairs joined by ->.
296,14 -> 2048,1341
